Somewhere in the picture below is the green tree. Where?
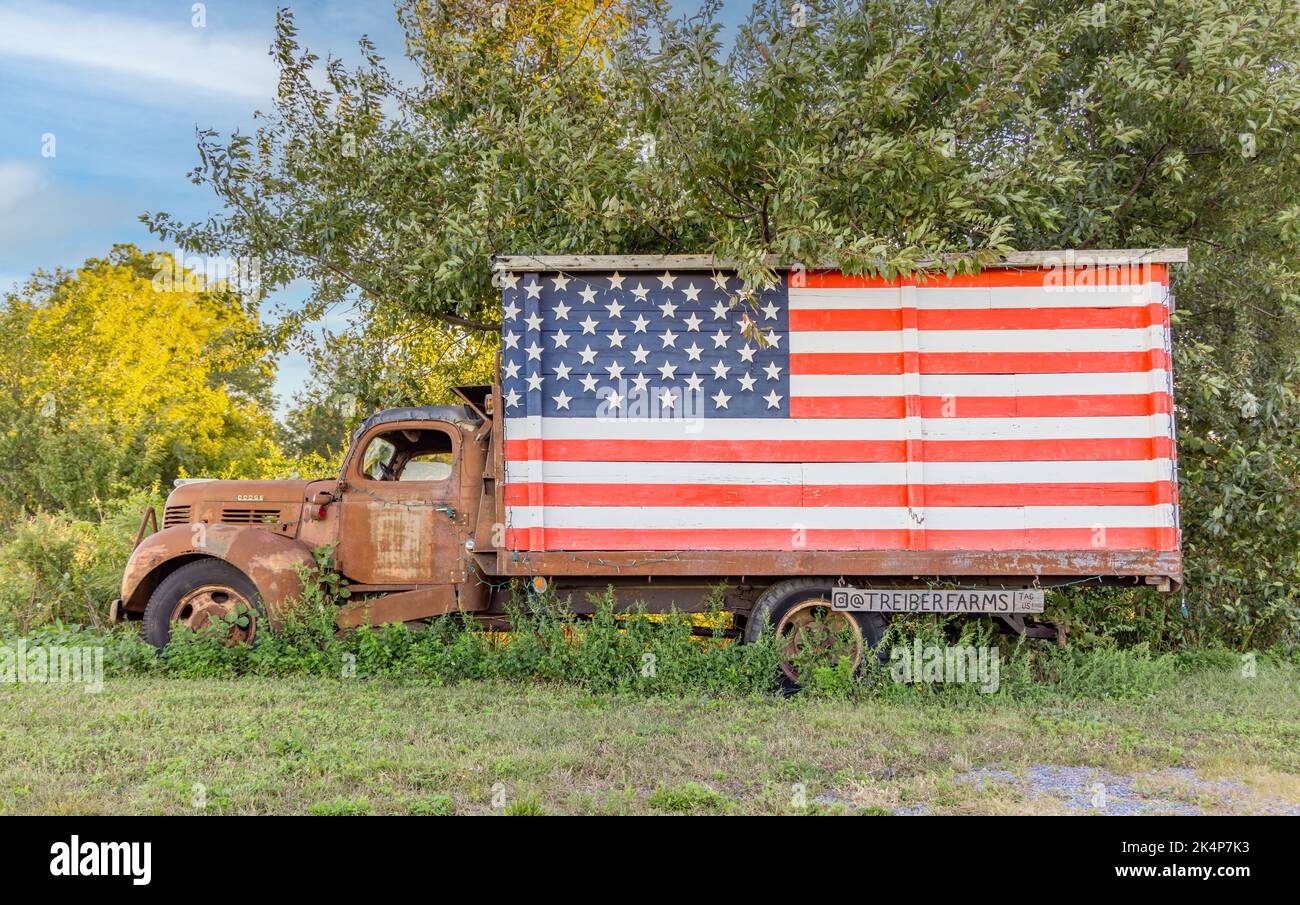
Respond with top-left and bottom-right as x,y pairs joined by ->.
282,311 -> 496,458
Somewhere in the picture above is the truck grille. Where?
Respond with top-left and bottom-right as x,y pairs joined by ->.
162,505 -> 192,528
219,508 -> 282,525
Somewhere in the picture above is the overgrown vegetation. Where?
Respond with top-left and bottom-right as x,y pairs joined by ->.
4,558 -> 1281,703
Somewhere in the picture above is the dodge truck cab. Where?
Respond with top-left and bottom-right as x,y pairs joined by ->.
115,399 -> 494,647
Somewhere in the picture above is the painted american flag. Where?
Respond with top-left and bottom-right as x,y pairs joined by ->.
499,264 -> 1178,553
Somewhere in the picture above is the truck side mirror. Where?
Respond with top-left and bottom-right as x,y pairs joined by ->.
311,490 -> 335,520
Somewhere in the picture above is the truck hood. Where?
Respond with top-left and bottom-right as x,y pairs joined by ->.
165,479 -> 321,508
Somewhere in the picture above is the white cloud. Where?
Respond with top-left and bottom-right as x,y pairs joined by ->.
0,158 -> 127,266
0,160 -> 47,213
0,1 -> 279,101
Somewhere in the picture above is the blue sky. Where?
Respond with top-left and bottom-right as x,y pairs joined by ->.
0,0 -> 746,413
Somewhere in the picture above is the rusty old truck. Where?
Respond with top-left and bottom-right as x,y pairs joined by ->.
115,250 -> 1185,682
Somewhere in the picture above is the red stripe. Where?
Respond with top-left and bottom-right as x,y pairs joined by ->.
504,437 -> 1173,463
505,482 -> 1173,508
507,527 -> 1178,552
791,393 -> 1171,418
795,264 -> 1168,289
789,304 -> 1169,332
790,350 -> 1172,375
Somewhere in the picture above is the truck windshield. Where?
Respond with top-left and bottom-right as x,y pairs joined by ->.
362,437 -> 396,480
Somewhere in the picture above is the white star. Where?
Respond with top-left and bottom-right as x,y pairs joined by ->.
632,372 -> 651,393
738,372 -> 757,392
763,389 -> 783,409
711,300 -> 730,320
552,389 -> 572,410
631,313 -> 650,333
579,315 -> 598,334
657,298 -> 678,319
579,285 -> 598,304
503,331 -> 520,349
761,300 -> 780,320
551,329 -> 569,348
605,299 -> 625,319
765,329 -> 781,347
631,282 -> 650,302
608,329 -> 625,348
524,312 -> 543,332
711,360 -> 731,380
684,342 -> 703,362
525,341 -> 543,361
658,271 -> 676,290
631,344 -> 650,364
503,359 -> 521,379
552,300 -> 571,320
580,374 -> 599,393
711,329 -> 730,349
763,361 -> 782,381
554,361 -> 572,380
683,282 -> 701,302
683,312 -> 703,332
658,361 -> 678,381
608,271 -> 625,290
502,300 -> 520,320
711,272 -> 729,291
550,273 -> 570,291
660,329 -> 678,348
738,314 -> 755,333
738,343 -> 756,363
504,388 -> 521,408
604,390 -> 623,410
711,389 -> 731,410
579,345 -> 598,364
659,388 -> 677,410
605,361 -> 625,381
502,272 -> 519,290
524,280 -> 542,299
526,372 -> 544,392
684,372 -> 704,393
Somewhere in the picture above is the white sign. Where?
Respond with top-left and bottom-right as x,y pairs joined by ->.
831,588 -> 1045,614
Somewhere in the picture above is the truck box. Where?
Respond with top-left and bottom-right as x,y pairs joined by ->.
490,251 -> 1182,588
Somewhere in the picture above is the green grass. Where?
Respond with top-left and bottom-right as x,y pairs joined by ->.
1,664 -> 1296,815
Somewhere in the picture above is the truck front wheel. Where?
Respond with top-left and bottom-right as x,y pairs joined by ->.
143,559 -> 264,649
745,579 -> 886,690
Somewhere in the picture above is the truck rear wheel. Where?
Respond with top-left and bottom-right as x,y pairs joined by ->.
745,579 -> 886,690
143,559 -> 264,649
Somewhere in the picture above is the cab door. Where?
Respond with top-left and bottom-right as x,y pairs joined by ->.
336,420 -> 462,586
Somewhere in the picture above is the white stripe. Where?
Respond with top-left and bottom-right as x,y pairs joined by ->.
788,327 -> 1164,355
789,371 -> 1170,397
504,459 -> 1176,486
505,505 -> 1176,531
504,415 -> 1171,441
788,284 -> 1166,310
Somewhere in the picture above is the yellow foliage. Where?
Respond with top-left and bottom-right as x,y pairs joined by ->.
402,0 -> 632,84
0,245 -> 281,517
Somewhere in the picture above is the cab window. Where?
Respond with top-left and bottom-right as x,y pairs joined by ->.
358,427 -> 454,483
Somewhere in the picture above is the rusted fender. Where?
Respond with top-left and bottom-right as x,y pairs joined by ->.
120,524 -> 316,627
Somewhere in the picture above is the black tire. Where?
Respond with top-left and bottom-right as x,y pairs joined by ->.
143,559 -> 265,649
744,578 -> 886,691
